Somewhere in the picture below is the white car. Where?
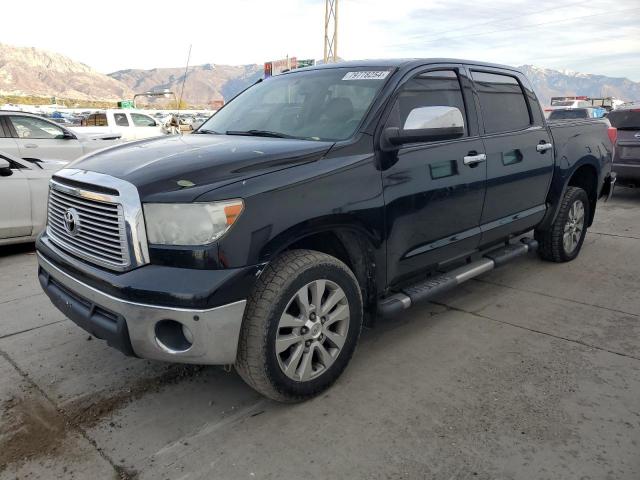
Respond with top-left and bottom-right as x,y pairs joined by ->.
0,111 -> 121,161
0,152 -> 67,246
70,109 -> 166,141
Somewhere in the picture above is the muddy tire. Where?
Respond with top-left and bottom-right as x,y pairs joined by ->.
535,186 -> 590,263
235,249 -> 363,402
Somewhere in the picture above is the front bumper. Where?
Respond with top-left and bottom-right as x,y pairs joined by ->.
38,252 -> 247,365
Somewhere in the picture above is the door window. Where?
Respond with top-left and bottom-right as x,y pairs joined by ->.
9,116 -> 65,139
114,113 -> 130,126
471,71 -> 531,134
386,70 -> 468,136
131,113 -> 156,127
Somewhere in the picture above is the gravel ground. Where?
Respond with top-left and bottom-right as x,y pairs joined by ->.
1,187 -> 639,480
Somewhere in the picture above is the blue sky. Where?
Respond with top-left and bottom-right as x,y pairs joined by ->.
2,0 -> 639,80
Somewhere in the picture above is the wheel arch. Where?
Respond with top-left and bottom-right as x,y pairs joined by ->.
266,222 -> 381,325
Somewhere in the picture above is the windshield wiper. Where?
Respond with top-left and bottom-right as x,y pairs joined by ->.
226,129 -> 294,139
196,129 -> 220,134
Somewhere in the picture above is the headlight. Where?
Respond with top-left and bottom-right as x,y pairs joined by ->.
143,200 -> 243,246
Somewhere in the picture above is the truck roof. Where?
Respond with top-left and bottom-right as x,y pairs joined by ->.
291,58 -> 522,74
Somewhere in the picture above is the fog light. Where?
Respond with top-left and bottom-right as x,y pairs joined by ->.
155,320 -> 193,353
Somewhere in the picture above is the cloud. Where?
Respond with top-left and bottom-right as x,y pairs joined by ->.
0,0 -> 638,80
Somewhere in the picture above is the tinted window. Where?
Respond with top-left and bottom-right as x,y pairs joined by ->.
608,110 -> 640,130
85,113 -> 108,126
114,113 -> 129,126
386,70 -> 467,135
548,109 -> 589,120
9,116 -> 65,139
131,113 -> 156,127
0,119 -> 6,137
472,71 -> 531,134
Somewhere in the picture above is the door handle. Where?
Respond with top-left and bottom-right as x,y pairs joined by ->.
24,143 -> 38,148
536,142 -> 553,153
463,153 -> 487,165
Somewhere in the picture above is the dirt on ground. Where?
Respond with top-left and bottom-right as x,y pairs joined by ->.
0,364 -> 205,474
0,390 -> 68,472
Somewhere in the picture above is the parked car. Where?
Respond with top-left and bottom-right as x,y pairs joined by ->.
608,107 -> 640,187
0,111 -> 121,161
548,107 -> 606,120
36,59 -> 614,402
72,110 -> 166,141
0,151 -> 67,246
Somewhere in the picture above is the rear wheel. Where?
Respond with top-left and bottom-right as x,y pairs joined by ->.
535,186 -> 590,262
235,249 -> 362,402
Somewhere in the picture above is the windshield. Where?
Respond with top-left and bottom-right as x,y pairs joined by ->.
548,109 -> 589,120
607,110 -> 640,130
199,67 -> 392,141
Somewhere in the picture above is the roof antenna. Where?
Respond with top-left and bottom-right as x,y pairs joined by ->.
177,44 -> 192,125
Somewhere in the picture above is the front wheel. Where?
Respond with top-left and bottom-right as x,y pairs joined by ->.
535,186 -> 590,262
235,249 -> 363,402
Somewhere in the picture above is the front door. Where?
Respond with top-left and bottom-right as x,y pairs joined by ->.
381,68 -> 487,285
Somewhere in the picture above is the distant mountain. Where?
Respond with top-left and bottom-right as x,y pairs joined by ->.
518,65 -> 640,106
109,64 -> 263,107
0,43 -> 132,101
2,43 -> 639,107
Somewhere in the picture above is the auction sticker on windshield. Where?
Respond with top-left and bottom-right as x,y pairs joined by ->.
342,71 -> 390,80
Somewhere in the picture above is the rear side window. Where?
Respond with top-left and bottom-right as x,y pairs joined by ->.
386,70 -> 468,136
471,71 -> 531,134
0,119 -> 6,137
607,110 -> 640,130
84,114 -> 108,126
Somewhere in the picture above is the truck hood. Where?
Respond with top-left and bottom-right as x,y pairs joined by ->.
68,134 -> 334,201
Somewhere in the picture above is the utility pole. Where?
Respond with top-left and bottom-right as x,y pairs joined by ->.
324,0 -> 338,63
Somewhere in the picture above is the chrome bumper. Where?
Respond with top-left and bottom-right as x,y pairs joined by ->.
38,253 -> 246,365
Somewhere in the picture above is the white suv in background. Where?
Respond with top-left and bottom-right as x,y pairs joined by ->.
0,111 -> 121,162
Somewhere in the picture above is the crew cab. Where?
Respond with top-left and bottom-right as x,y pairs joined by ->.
36,59 -> 615,402
70,109 -> 165,141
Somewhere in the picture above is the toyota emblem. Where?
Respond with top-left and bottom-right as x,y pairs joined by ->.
63,208 -> 80,236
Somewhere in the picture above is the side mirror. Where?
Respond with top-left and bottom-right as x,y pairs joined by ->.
382,106 -> 465,149
0,158 -> 12,177
62,130 -> 77,140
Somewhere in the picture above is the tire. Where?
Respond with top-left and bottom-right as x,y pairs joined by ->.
235,249 -> 363,402
535,186 -> 590,263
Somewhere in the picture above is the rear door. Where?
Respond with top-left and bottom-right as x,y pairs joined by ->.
381,66 -> 487,284
469,69 -> 553,245
7,115 -> 83,161
0,155 -> 32,238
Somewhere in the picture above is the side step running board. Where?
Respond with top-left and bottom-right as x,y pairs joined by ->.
378,238 -> 538,317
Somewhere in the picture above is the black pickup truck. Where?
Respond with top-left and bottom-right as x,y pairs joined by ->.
36,59 -> 615,402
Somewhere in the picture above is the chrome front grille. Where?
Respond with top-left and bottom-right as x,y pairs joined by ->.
47,183 -> 129,269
